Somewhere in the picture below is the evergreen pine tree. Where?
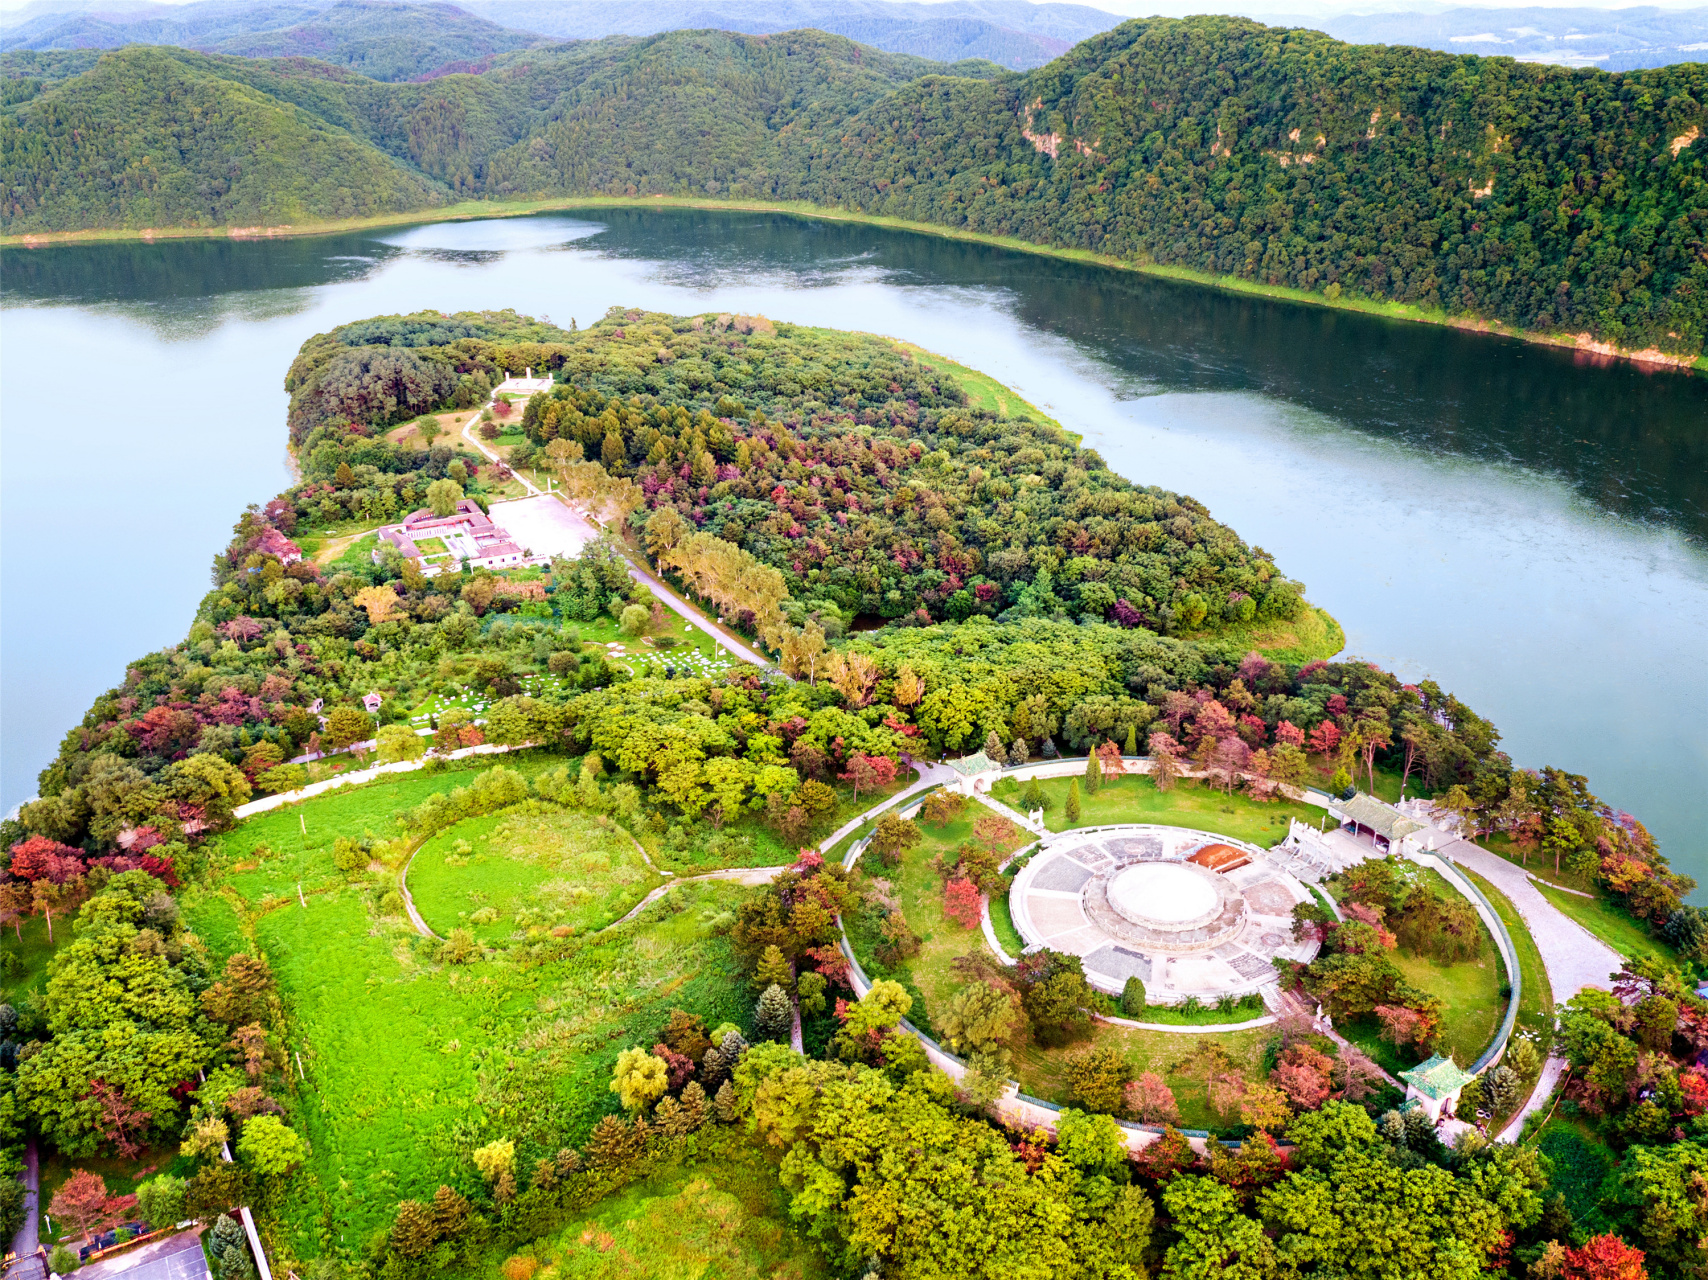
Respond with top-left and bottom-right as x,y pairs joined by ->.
753,944 -> 793,992
1125,723 -> 1138,756
753,983 -> 793,1042
1010,738 -> 1029,765
1022,777 -> 1048,811
982,730 -> 1007,765
1066,779 -> 1082,823
679,1080 -> 709,1130
1085,747 -> 1103,794
1121,976 -> 1147,1017
714,1079 -> 738,1123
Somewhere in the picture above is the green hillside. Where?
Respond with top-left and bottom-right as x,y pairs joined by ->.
0,46 -> 446,230
3,17 -> 1705,353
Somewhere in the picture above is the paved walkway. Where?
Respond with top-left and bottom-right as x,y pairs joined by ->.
1498,1055 -> 1569,1142
460,394 -> 777,672
1433,837 -> 1622,997
818,762 -> 954,856
5,1138 -> 38,1274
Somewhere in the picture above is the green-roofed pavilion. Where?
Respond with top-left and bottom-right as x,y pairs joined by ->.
1398,1053 -> 1477,1121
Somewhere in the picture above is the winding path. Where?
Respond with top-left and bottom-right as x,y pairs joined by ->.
1432,837 -> 1622,997
459,394 -> 775,671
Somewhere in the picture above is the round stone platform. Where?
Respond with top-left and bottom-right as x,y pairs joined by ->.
1008,824 -> 1322,1003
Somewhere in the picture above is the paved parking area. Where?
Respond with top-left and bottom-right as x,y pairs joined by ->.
486,494 -> 596,560
75,1232 -> 208,1280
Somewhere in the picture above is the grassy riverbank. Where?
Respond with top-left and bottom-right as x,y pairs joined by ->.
6,194 -> 1700,374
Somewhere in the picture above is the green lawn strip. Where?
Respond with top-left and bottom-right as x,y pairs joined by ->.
328,533 -> 380,575
987,893 -> 1025,958
1533,880 -> 1677,966
209,875 -> 758,1257
1012,1026 -> 1272,1131
1326,865 -> 1506,1075
1113,998 -> 1267,1028
486,1139 -> 828,1279
990,772 -> 1309,846
1461,866 -> 1554,1056
407,807 -> 660,941
1181,605 -> 1346,666
0,913 -> 60,1006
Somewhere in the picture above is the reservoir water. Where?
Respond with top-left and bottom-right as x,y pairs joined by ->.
3,208 -> 1705,884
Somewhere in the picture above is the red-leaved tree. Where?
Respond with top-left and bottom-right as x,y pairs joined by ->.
943,878 -> 982,928
1562,1234 -> 1648,1280
1307,720 -> 1342,756
8,835 -> 85,883
49,1170 -> 110,1243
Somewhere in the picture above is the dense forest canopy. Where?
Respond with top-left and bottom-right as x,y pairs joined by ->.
290,307 -> 1300,629
2,16 -> 1704,353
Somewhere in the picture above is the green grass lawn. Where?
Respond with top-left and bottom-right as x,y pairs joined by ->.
1185,605 -> 1346,666
407,807 -> 661,941
0,913 -> 60,1007
490,1143 -> 828,1280
991,772 -> 1311,846
205,755 -> 571,905
1463,867 -> 1554,1057
1533,880 -> 1676,966
198,848 -> 757,1264
987,891 -> 1025,957
328,532 -> 380,575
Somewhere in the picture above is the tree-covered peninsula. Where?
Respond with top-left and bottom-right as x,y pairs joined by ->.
2,310 -> 1702,1279
3,17 -> 1705,356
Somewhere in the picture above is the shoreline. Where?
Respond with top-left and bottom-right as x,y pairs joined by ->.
5,194 -> 1702,375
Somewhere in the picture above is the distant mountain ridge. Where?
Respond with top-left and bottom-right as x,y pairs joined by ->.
0,0 -> 550,80
459,1 -> 1121,68
2,16 -> 1704,362
1308,5 -> 1708,72
0,0 -> 1122,71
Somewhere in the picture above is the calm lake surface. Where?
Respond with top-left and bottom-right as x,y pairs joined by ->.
3,209 -> 1705,883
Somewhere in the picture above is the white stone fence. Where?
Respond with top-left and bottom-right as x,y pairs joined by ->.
233,742 -> 529,820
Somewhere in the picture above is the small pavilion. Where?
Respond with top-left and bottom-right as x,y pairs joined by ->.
946,750 -> 1002,795
1329,791 -> 1425,854
1398,1053 -> 1477,1123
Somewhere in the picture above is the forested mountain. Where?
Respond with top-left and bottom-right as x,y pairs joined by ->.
0,44 -> 447,228
3,17 -> 1705,356
0,0 -> 549,81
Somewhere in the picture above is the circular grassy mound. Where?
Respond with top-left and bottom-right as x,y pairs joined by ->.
408,805 -> 661,942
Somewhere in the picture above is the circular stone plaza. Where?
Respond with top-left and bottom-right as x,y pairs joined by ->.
1008,826 -> 1322,1004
